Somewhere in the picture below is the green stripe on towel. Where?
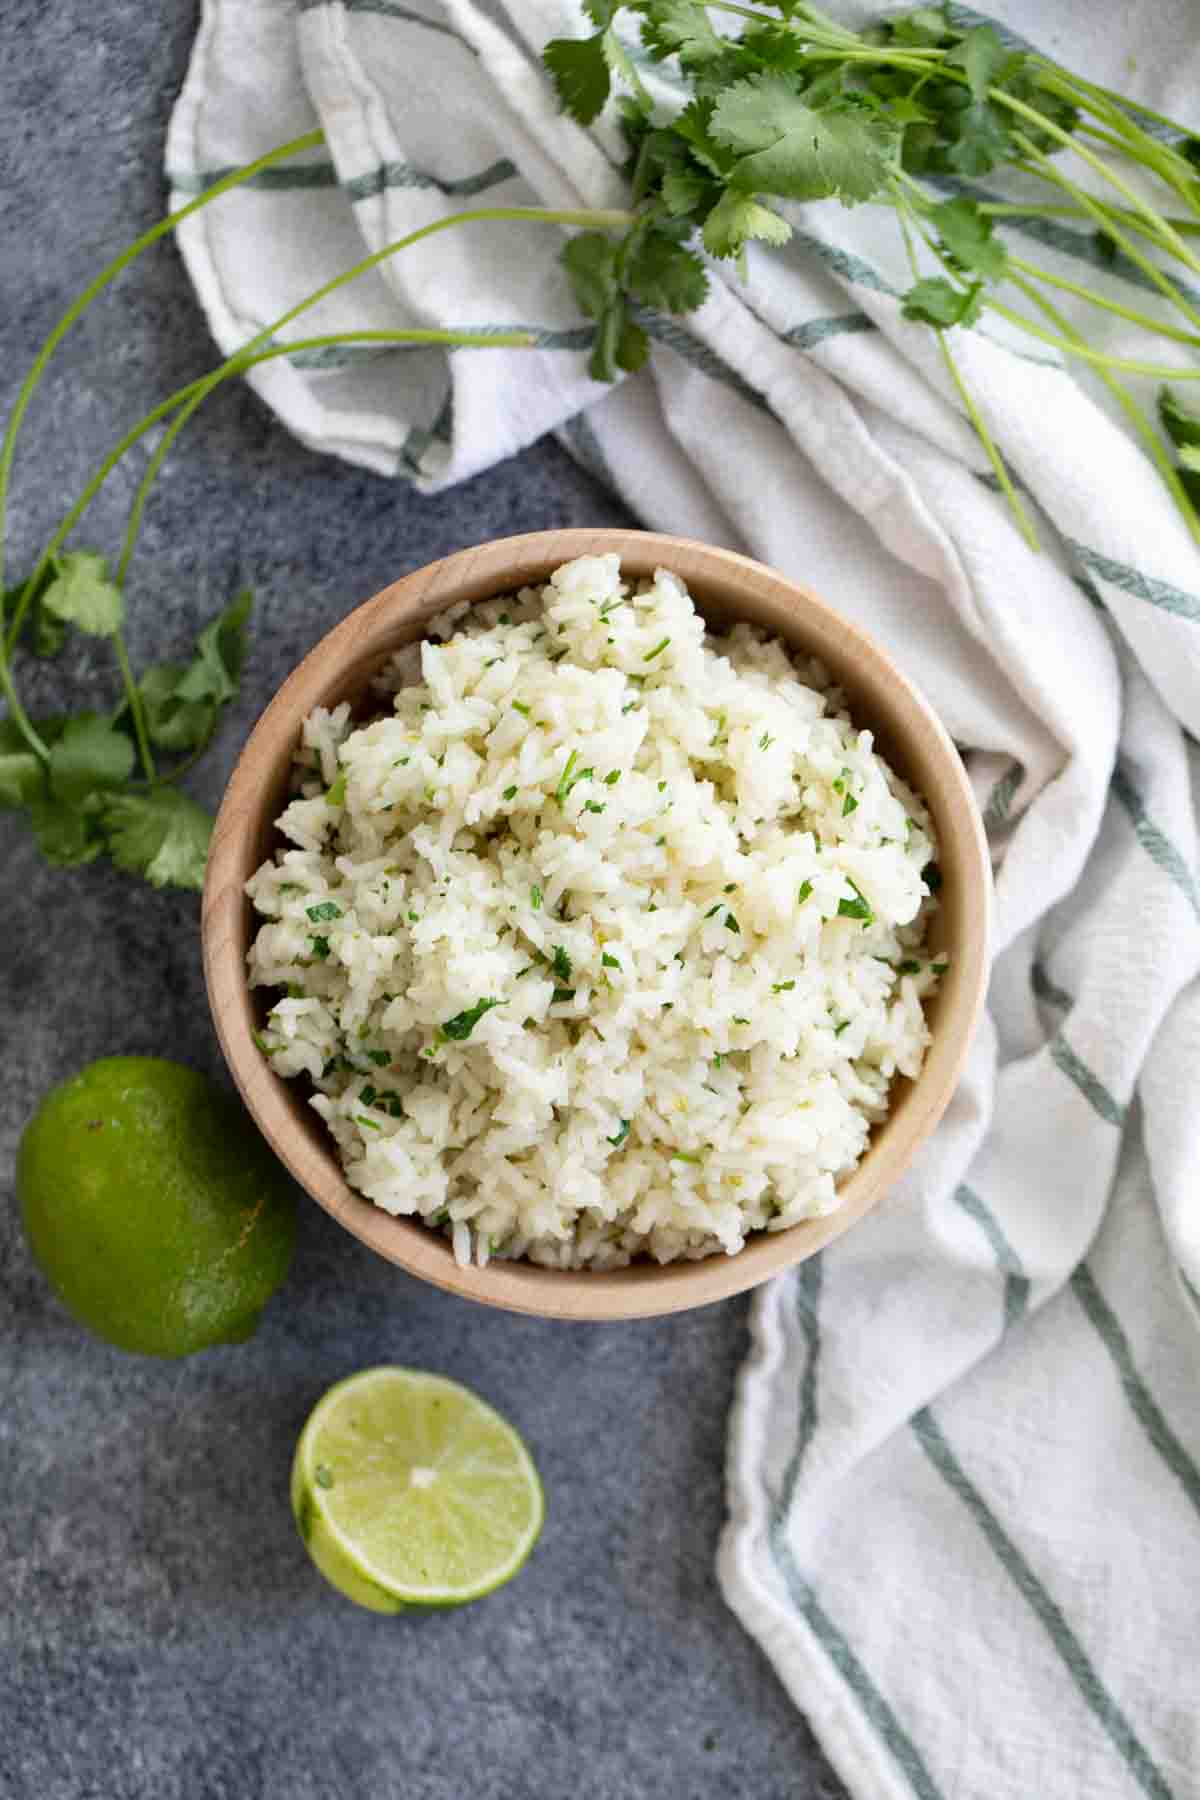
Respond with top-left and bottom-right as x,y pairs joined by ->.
782,311 -> 876,351
770,1534 -> 952,1800
169,162 -> 341,196
1111,762 -> 1200,921
1049,1037 -> 1126,1127
298,0 -> 468,41
172,155 -> 518,203
345,157 -> 518,202
983,761 -> 1022,827
912,1408 -> 1176,1800
1031,961 -> 1074,1013
1067,540 -> 1200,625
772,1254 -> 824,1521
953,1183 -> 1030,1327
1071,1264 -> 1200,1523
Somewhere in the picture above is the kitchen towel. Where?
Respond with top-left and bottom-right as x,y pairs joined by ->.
168,3 -> 1200,1794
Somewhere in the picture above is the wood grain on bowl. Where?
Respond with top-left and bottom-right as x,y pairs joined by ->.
202,530 -> 990,1320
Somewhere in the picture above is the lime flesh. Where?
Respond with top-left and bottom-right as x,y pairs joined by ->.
291,1367 -> 545,1611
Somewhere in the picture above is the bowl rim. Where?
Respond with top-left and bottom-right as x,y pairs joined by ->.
202,528 -> 991,1320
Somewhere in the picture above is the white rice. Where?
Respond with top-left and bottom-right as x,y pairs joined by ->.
246,554 -> 943,1271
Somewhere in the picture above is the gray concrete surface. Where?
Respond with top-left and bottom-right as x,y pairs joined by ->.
0,5 -> 847,1796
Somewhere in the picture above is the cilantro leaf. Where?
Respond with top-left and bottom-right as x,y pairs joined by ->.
440,997 -> 503,1041
837,880 -> 874,924
28,795 -> 103,868
30,597 -> 67,657
615,310 -> 651,373
48,713 -> 136,807
710,79 -> 896,204
640,0 -> 726,66
173,588 -> 252,708
560,234 -> 643,381
901,276 -> 983,329
887,7 -> 952,47
134,590 -> 253,753
544,32 -> 611,124
662,163 -> 720,218
672,98 -> 736,179
702,190 -> 792,258
625,230 -> 709,312
40,551 -> 124,638
1160,386 -> 1200,452
138,663 -> 214,752
601,27 -> 649,106
582,0 -> 618,25
947,99 -> 1012,177
930,196 -> 1007,282
2,566 -> 64,658
100,786 -> 213,890
551,944 -> 573,982
0,719 -> 48,810
553,749 -> 596,803
950,25 -> 1009,103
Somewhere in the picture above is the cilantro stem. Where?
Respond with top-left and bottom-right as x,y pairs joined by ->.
1034,67 -> 1200,173
115,386 -> 207,592
936,335 -> 1037,549
797,45 -> 947,74
151,738 -> 210,787
893,169 -> 1200,379
0,128 -> 326,601
1007,272 -> 1200,548
1035,71 -> 1200,207
0,653 -> 46,760
112,628 -> 156,780
894,188 -> 1038,550
4,332 -> 535,659
977,201 -> 1200,241
4,204 -> 631,657
700,0 -> 789,21
1073,118 -> 1183,177
1008,136 -> 1200,331
982,300 -> 1200,379
1006,255 -> 1200,348
990,95 -> 1200,281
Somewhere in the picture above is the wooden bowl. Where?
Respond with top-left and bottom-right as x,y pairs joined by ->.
203,530 -> 990,1319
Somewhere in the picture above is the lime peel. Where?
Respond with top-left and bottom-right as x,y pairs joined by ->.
291,1367 -> 544,1611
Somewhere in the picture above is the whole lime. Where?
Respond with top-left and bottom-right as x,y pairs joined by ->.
17,1056 -> 296,1357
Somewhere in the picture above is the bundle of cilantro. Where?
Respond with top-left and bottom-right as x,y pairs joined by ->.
544,0 -> 1200,548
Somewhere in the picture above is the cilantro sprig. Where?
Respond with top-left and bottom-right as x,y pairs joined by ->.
0,577 -> 251,886
0,135 -> 633,891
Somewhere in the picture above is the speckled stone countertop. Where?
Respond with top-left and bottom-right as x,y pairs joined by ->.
0,6 -> 848,1795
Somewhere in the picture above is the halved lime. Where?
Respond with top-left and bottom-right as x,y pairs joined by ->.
290,1367 -> 545,1612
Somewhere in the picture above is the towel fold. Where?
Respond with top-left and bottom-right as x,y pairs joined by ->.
169,4 -> 1200,1792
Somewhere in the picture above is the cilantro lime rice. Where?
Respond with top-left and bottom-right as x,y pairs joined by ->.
246,554 -> 943,1270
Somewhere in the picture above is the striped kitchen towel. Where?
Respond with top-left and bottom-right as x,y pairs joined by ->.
169,2 -> 1200,1794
